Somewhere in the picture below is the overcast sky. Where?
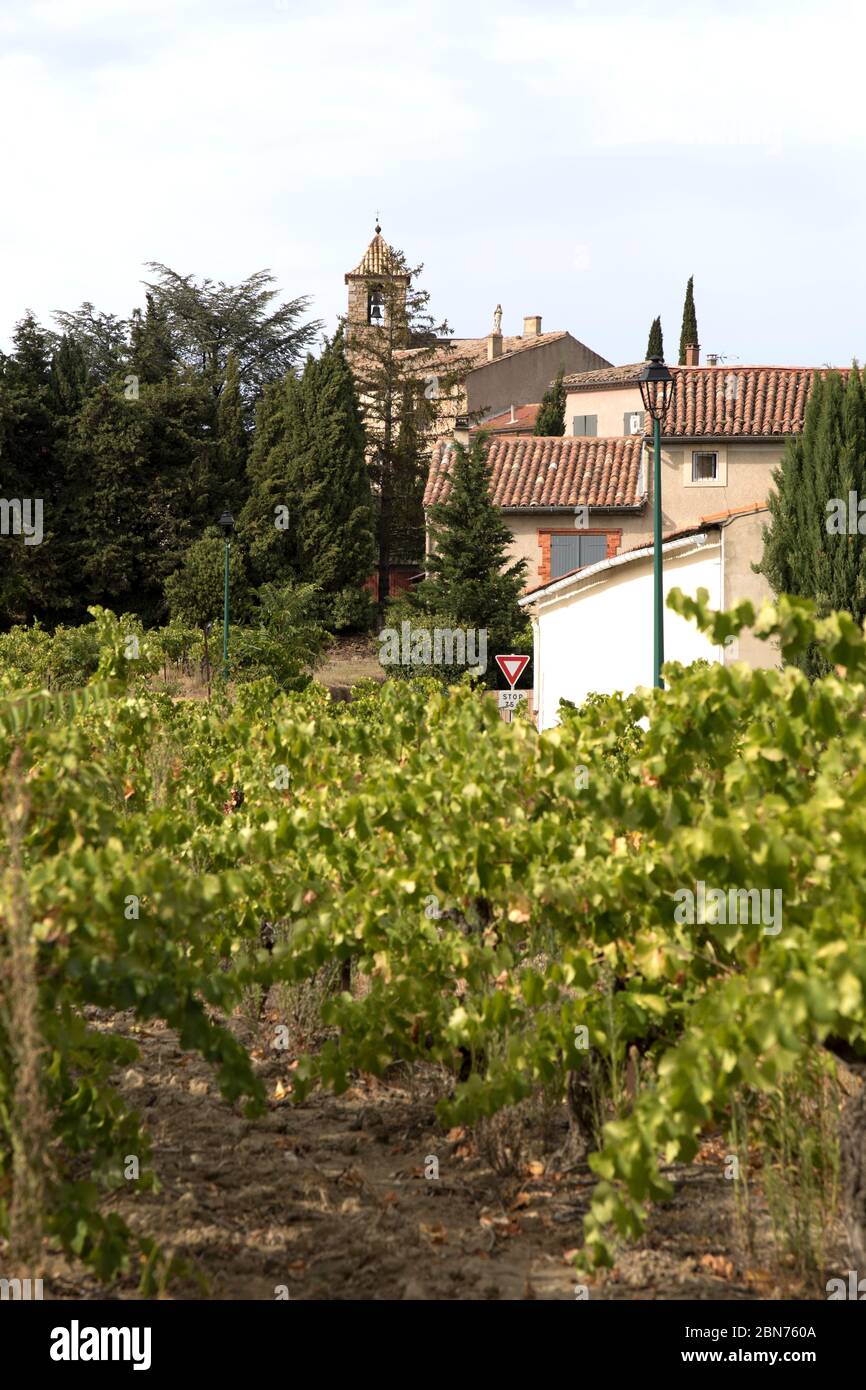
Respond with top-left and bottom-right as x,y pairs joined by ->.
1,0 -> 862,368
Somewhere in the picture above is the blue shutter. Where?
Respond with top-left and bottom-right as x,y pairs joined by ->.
550,533 -> 608,578
550,534 -> 582,578
578,534 -> 608,567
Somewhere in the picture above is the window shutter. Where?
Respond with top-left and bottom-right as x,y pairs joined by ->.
579,534 -> 608,567
572,415 -> 598,436
550,532 -> 609,578
550,534 -> 582,578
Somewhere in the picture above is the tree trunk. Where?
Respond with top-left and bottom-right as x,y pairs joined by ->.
840,1077 -> 866,1269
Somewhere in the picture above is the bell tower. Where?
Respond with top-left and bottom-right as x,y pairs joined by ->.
344,222 -> 410,345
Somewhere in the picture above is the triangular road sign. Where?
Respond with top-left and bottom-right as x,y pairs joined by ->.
495,653 -> 530,689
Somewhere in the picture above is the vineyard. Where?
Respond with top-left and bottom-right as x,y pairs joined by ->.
2,590 -> 866,1298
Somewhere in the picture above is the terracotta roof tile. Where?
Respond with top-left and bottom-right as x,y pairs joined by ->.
563,362 -> 648,388
697,501 -> 767,525
469,403 -> 540,434
345,231 -> 402,279
657,366 -> 851,438
424,436 -> 645,510
399,331 -> 577,373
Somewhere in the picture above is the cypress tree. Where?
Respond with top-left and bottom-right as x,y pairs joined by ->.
0,315 -> 72,624
238,380 -> 291,582
48,335 -> 91,416
216,352 -> 248,512
66,375 -> 217,624
534,367 -> 567,436
239,333 -> 375,600
287,332 -> 375,596
646,317 -> 663,359
129,292 -> 175,385
678,276 -> 698,365
757,367 -> 866,677
410,432 -> 527,663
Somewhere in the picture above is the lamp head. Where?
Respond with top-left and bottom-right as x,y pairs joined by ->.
638,355 -> 674,422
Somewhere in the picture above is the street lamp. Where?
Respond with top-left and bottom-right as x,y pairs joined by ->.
638,356 -> 674,689
218,511 -> 235,681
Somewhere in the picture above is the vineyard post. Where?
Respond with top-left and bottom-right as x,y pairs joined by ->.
219,511 -> 235,682
638,355 -> 674,688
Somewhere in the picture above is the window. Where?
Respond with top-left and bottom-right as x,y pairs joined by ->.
550,533 -> 608,579
692,450 -> 718,481
572,414 -> 598,436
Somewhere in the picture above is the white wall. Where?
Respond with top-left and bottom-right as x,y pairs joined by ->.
533,541 -> 723,729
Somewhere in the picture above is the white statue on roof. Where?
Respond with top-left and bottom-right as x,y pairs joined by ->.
493,304 -> 502,335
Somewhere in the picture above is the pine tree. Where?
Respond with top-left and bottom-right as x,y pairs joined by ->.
757,367 -> 866,677
51,302 -> 130,381
646,317 -> 663,359
410,433 -> 527,665
239,333 -> 375,602
142,263 -> 321,404
534,367 -> 566,436
678,277 -> 698,365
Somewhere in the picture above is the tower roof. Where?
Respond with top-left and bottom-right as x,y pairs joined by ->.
345,226 -> 402,280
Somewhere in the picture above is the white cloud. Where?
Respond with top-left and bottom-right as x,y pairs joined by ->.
0,0 -> 863,368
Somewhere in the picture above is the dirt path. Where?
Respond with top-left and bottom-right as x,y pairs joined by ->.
43,1009 -> 845,1301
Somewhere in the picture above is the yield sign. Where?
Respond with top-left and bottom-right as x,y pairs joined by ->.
495,653 -> 530,689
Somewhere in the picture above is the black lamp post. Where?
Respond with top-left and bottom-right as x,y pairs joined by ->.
638,356 -> 674,688
218,511 -> 235,681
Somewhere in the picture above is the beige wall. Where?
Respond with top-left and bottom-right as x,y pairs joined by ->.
503,510 -> 649,591
467,337 -> 610,420
657,441 -> 782,536
721,510 -> 779,670
564,384 -> 645,437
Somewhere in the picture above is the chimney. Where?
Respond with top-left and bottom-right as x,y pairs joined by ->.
523,315 -> 542,337
487,333 -> 503,361
705,352 -> 719,367
685,342 -> 700,367
510,403 -> 516,423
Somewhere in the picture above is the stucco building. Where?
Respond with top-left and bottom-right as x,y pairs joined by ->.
428,361 -> 832,594
519,506 -> 777,730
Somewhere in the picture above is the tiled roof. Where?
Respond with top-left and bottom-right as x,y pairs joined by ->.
563,362 -> 647,389
346,231 -> 402,279
469,403 -> 540,434
656,366 -> 849,438
424,435 -> 645,510
399,331 -> 575,373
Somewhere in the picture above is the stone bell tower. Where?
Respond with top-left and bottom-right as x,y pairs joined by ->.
344,222 -> 410,345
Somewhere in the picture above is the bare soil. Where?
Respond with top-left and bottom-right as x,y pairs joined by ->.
36,1007 -> 850,1302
